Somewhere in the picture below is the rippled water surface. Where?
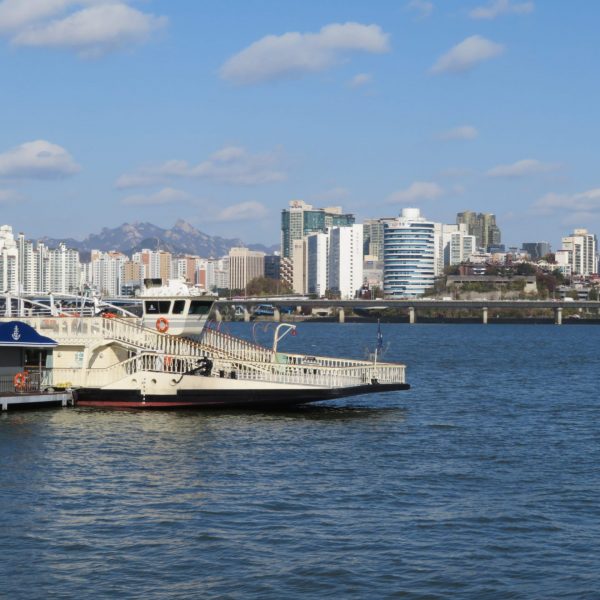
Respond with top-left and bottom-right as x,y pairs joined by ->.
1,323 -> 600,599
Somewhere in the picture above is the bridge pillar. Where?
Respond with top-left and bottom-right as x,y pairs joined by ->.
243,307 -> 250,322
338,308 -> 345,323
555,307 -> 562,325
214,308 -> 222,322
409,307 -> 416,324
273,308 -> 281,322
482,306 -> 488,324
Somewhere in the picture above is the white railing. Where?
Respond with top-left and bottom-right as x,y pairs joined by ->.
9,315 -> 407,390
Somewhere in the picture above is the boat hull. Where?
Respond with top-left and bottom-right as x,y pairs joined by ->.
73,382 -> 410,409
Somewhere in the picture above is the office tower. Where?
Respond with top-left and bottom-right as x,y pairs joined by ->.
264,254 -> 281,280
280,200 -> 354,258
228,247 -> 265,292
363,219 -> 385,261
522,242 -> 551,261
457,211 -> 501,250
560,229 -> 597,276
384,208 -> 436,297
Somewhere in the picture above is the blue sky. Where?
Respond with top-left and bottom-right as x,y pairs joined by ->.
0,0 -> 598,250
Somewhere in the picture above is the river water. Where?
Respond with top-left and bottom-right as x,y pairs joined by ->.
1,323 -> 599,599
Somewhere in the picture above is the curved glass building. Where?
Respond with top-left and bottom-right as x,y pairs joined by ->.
384,208 -> 436,298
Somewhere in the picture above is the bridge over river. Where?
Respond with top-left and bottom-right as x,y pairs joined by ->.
213,299 -> 600,325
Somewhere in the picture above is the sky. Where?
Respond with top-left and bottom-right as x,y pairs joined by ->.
0,0 -> 599,250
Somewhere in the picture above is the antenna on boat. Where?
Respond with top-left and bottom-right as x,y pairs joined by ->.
373,319 -> 383,366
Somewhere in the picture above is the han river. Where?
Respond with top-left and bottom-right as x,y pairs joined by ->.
1,323 -> 599,599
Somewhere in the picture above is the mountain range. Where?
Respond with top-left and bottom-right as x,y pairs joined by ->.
39,220 -> 279,260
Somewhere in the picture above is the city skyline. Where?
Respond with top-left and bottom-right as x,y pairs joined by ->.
0,1 -> 599,250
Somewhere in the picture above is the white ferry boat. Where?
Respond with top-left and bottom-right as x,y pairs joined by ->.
0,293 -> 409,409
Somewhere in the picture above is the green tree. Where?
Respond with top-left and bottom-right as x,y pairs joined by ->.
245,277 -> 293,296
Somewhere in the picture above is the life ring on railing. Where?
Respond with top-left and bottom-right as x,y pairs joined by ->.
156,317 -> 169,333
164,356 -> 173,370
102,312 -> 116,319
13,371 -> 28,391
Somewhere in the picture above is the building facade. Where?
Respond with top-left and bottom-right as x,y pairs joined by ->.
561,229 -> 597,276
384,208 -> 436,298
328,224 -> 363,299
457,211 -> 501,251
228,247 -> 265,292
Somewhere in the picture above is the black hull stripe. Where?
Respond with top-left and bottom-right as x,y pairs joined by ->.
74,383 -> 410,409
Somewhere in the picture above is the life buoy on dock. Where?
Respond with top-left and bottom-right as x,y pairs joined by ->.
13,371 -> 28,391
156,317 -> 169,333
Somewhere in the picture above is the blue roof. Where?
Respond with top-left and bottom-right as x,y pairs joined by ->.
0,321 -> 57,347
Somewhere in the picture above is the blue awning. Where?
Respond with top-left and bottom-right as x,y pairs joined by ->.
0,321 -> 57,348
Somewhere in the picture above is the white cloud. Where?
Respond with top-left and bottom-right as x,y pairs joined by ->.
215,201 -> 269,222
0,1 -> 166,56
439,125 -> 479,141
116,146 -> 287,188
533,189 -> 600,215
121,187 -> 189,206
13,3 -> 166,57
349,73 -> 372,88
406,0 -> 434,19
487,158 -> 561,178
387,181 -> 444,204
431,35 -> 504,74
220,22 -> 390,85
0,140 -> 80,179
0,189 -> 24,203
469,0 -> 534,20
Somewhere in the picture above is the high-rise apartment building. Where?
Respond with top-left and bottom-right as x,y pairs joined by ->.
49,243 -> 81,294
0,225 -> 19,294
438,224 -> 476,269
328,225 -> 363,299
456,211 -> 501,250
228,247 -> 265,292
281,200 -> 354,258
384,208 -> 436,298
306,232 -> 329,297
561,229 -> 597,276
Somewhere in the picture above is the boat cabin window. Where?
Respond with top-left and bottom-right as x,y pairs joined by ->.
189,300 -> 212,315
173,300 -> 186,315
145,300 -> 172,314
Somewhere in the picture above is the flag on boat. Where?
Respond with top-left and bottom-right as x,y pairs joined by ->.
376,319 -> 383,353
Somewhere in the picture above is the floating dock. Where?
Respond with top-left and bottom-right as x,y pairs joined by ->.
0,391 -> 73,411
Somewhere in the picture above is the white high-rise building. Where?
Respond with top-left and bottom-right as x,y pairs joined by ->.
87,251 -> 127,296
306,232 -> 329,297
383,208 -> 436,298
561,229 -> 597,276
438,224 -> 476,269
291,238 -> 307,295
0,225 -> 19,294
328,224 -> 363,299
49,243 -> 81,294
17,233 -> 37,294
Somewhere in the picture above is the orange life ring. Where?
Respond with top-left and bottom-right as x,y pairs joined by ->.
102,312 -> 116,319
156,317 -> 169,333
13,371 -> 28,390
164,356 -> 173,370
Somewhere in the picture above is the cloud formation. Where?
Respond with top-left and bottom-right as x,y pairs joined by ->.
220,22 -> 390,85
349,73 -> 372,88
406,0 -> 434,19
439,125 -> 479,141
533,189 -> 600,215
215,201 -> 269,222
0,189 -> 24,204
116,146 -> 287,188
431,35 -> 504,74
469,0 -> 534,20
0,1 -> 166,57
388,181 -> 444,204
121,187 -> 189,206
487,159 -> 560,178
0,140 -> 80,179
